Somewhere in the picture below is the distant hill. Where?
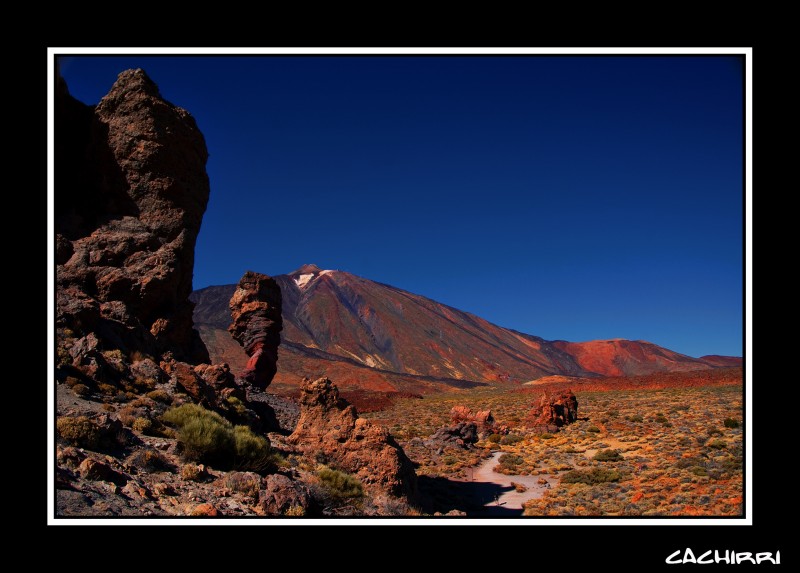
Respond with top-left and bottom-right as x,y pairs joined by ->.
192,264 -> 735,397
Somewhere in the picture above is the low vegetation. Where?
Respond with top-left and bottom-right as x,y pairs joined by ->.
366,381 -> 743,516
317,467 -> 364,501
161,403 -> 280,473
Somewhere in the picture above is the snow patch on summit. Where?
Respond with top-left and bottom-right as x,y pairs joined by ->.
294,273 -> 315,289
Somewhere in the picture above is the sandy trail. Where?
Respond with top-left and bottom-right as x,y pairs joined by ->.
456,451 -> 559,515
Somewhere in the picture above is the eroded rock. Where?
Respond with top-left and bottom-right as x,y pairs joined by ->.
526,390 -> 578,432
288,377 -> 416,499
228,271 -> 282,390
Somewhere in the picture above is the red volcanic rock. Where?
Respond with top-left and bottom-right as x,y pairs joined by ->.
228,271 -> 283,390
256,474 -> 313,516
288,377 -> 416,498
527,390 -> 578,432
56,69 -> 210,364
450,405 -> 495,430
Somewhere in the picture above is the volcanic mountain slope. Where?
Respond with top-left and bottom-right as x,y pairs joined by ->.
192,264 -> 731,396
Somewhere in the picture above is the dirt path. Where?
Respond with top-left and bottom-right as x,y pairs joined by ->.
455,452 -> 559,516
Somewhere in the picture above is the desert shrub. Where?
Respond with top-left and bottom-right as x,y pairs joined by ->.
164,405 -> 235,466
723,418 -> 740,429
318,468 -> 364,500
498,454 -> 523,469
487,433 -> 502,443
593,449 -> 623,462
443,455 -> 457,465
221,471 -> 262,498
627,415 -> 643,423
500,433 -> 524,445
707,439 -> 727,450
607,410 -> 619,417
57,345 -> 72,367
562,467 -> 621,485
537,433 -> 554,440
97,383 -> 118,395
654,415 -> 669,424
102,349 -> 125,361
181,463 -> 205,482
129,350 -> 153,363
511,481 -> 528,493
72,384 -> 91,397
56,416 -> 100,449
226,396 -> 249,417
162,403 -> 277,472
690,466 -> 709,477
586,426 -> 600,433
117,407 -> 138,428
285,505 -> 306,516
128,449 -> 174,472
132,417 -> 153,434
233,426 -> 280,472
147,389 -> 172,404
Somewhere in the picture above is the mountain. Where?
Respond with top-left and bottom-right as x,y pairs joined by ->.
192,264 -> 729,399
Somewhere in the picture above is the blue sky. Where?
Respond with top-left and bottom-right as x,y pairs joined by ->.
59,55 -> 744,358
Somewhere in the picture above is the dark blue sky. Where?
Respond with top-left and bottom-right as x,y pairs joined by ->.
59,55 -> 744,358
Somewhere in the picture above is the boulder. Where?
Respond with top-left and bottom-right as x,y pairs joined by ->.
256,474 -> 313,515
426,422 -> 479,449
526,390 -> 579,432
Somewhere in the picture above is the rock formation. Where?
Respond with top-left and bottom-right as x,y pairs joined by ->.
228,271 -> 283,390
526,390 -> 579,432
450,405 -> 495,431
425,422 -> 479,450
56,68 -> 209,364
288,377 -> 417,499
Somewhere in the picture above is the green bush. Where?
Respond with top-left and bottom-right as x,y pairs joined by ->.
162,403 -> 277,472
593,449 -> 623,462
500,433 -> 524,445
723,418 -> 740,429
562,467 -> 621,485
318,468 -> 364,500
487,433 -> 502,443
707,439 -> 727,450
586,426 -> 600,433
627,415 -> 643,423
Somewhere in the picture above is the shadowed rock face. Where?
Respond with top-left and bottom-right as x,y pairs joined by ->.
228,271 -> 283,390
526,391 -> 578,432
56,68 -> 209,363
289,377 -> 417,499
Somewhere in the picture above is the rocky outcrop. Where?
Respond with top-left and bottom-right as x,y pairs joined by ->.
228,271 -> 283,390
288,377 -> 416,499
425,422 -> 479,450
56,68 -> 210,364
526,390 -> 579,432
450,405 -> 495,431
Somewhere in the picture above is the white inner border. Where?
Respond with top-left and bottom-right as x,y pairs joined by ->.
47,46 -> 753,526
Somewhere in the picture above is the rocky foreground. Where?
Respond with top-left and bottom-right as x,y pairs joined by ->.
55,69 -> 416,517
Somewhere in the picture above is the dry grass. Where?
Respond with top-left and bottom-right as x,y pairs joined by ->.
366,383 -> 743,516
